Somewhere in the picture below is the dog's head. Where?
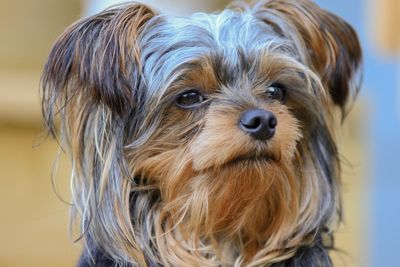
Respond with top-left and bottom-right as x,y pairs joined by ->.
42,0 -> 361,265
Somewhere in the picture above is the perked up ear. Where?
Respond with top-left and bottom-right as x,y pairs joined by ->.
254,0 -> 362,111
41,3 -> 155,135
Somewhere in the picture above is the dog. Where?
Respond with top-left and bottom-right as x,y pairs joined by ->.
41,0 -> 362,266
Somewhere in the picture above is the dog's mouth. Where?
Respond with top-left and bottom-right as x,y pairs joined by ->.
190,144 -> 282,172
219,153 -> 280,169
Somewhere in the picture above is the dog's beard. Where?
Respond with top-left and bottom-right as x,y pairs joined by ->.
160,155 -> 301,256
146,147 -> 330,266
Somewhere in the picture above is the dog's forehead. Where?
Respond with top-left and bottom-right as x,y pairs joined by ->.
172,11 -> 278,48
140,10 -> 294,96
143,10 -> 280,53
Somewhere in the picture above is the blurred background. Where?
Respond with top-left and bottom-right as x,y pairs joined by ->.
0,0 -> 399,266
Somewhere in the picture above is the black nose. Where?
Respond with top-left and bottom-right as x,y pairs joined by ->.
239,109 -> 277,141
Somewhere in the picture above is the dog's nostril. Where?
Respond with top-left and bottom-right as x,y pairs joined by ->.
269,116 -> 277,129
241,117 -> 261,129
239,109 -> 277,141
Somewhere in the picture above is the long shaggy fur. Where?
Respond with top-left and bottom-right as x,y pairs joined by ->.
41,0 -> 362,266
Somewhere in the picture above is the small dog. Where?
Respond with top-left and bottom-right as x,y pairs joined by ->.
41,0 -> 362,266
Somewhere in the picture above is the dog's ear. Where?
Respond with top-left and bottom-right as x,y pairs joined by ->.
41,4 -> 156,264
41,3 -> 155,135
253,0 -> 362,111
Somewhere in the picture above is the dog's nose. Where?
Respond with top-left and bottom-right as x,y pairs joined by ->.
239,109 -> 277,141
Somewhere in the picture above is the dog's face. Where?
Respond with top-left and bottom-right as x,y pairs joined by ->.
42,0 -> 361,266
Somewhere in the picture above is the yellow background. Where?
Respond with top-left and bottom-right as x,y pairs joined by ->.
1,0 -> 397,266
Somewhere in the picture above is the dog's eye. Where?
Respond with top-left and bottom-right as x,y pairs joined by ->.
266,83 -> 287,102
175,90 -> 206,109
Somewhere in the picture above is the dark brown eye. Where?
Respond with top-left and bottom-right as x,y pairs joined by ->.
175,89 -> 206,109
266,83 -> 287,102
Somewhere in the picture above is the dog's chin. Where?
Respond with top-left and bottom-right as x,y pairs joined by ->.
221,154 -> 278,169
195,153 -> 280,173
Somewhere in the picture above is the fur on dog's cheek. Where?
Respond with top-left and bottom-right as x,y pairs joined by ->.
190,102 -> 302,171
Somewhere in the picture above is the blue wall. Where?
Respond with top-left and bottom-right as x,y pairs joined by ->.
315,1 -> 400,266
